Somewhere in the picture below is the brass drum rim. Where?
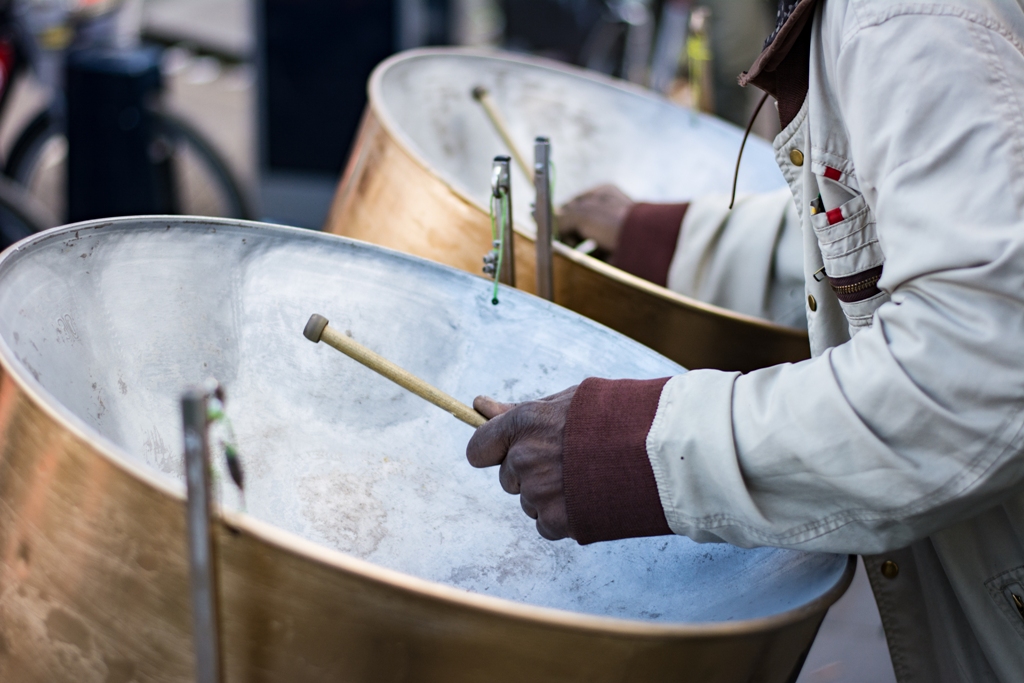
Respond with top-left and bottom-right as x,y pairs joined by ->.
0,216 -> 853,639
364,47 -> 806,336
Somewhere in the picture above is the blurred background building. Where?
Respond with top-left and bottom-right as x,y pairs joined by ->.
0,0 -> 782,236
253,0 -> 781,228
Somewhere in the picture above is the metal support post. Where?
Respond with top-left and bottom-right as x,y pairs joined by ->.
492,155 -> 516,287
533,137 -> 554,301
182,390 -> 223,683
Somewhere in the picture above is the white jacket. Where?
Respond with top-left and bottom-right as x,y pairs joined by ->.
653,1 -> 1024,680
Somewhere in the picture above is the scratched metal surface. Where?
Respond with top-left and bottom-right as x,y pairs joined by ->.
0,218 -> 844,624
373,49 -> 787,235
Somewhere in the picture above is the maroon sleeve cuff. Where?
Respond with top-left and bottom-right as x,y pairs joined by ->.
562,377 -> 673,545
610,202 -> 689,287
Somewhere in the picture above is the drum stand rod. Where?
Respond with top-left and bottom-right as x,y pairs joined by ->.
533,137 -> 554,301
181,390 -> 224,683
472,86 -> 534,182
492,156 -> 516,288
303,314 -> 488,428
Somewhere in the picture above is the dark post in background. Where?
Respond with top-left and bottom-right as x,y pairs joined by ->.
66,47 -> 173,223
256,0 -> 451,229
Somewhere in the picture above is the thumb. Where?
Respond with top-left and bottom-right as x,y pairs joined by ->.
466,398 -> 518,469
474,395 -> 514,420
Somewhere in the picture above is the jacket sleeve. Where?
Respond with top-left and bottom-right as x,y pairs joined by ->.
667,187 -> 806,328
610,192 -> 806,328
565,11 -> 1024,554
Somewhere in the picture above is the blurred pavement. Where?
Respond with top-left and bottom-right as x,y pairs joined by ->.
797,559 -> 897,683
143,0 -> 251,61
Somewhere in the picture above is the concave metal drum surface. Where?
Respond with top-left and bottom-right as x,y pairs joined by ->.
326,48 -> 810,373
0,218 -> 851,682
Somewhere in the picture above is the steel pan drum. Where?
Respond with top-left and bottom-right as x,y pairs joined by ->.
326,48 -> 810,373
0,217 -> 851,682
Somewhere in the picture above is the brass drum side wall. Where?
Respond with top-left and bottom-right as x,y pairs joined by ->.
326,111 -> 810,373
0,371 -> 194,682
0,367 -> 849,683
328,111 -> 493,278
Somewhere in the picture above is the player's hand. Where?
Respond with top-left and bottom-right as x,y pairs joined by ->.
466,387 -> 577,541
557,184 -> 634,253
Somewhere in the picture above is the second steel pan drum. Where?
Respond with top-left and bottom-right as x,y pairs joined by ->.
326,48 -> 810,373
0,218 -> 851,682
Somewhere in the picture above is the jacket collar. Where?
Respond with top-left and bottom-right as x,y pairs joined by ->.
739,0 -> 820,128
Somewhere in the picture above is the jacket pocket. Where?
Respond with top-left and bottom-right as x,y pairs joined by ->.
810,192 -> 883,277
985,566 -> 1024,640
810,191 -> 888,329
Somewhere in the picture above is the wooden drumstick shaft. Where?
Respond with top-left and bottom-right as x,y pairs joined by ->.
303,314 -> 488,428
472,86 -> 534,182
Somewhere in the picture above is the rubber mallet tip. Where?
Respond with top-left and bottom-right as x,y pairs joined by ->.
303,314 -> 329,343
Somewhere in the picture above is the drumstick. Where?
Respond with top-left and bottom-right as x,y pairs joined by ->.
303,314 -> 488,428
471,86 -> 534,182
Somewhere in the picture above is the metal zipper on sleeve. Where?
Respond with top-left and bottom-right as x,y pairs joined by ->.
832,273 -> 881,297
826,265 -> 884,303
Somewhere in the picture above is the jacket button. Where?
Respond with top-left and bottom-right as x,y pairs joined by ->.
807,294 -> 817,312
789,149 -> 804,166
881,560 -> 899,579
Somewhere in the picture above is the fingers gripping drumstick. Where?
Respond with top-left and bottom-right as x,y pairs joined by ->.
471,86 -> 534,182
303,314 -> 488,428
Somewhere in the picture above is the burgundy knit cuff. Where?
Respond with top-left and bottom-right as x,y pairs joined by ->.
562,377 -> 673,545
611,202 -> 689,287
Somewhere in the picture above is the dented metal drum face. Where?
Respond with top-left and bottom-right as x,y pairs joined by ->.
374,51 -> 785,231
0,218 -> 850,681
